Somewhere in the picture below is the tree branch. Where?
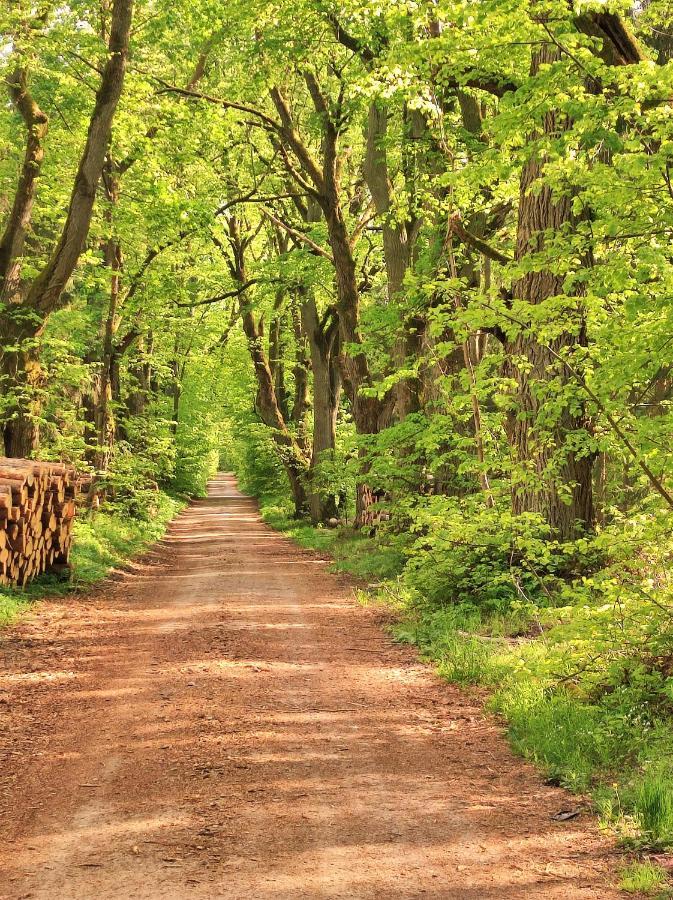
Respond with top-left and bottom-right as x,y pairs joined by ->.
269,86 -> 325,193
325,12 -> 375,62
26,0 -> 134,316
154,78 -> 282,131
448,213 -> 511,265
261,208 -> 333,261
0,67 -> 49,299
174,279 -> 261,308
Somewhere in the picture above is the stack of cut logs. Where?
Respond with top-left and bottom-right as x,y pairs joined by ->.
0,458 -> 80,587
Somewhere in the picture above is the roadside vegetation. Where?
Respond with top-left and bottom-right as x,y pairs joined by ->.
256,477 -> 673,886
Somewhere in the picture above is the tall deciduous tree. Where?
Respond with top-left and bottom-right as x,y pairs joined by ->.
0,0 -> 133,456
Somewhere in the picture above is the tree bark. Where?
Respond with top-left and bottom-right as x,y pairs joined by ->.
0,69 -> 49,303
0,0 -> 134,456
364,101 -> 423,420
25,0 -> 134,317
0,334 -> 42,458
503,43 -> 594,539
270,81 -> 389,525
301,291 -> 341,523
92,159 -> 123,470
289,298 -> 310,449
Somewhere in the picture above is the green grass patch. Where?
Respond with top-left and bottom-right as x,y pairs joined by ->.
620,861 -> 670,895
0,489 -> 185,628
260,503 -> 405,581
392,598 -> 673,849
69,491 -> 185,585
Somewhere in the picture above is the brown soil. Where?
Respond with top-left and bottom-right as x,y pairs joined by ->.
0,473 -> 623,899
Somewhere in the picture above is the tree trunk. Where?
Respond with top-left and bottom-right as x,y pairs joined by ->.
364,101 -> 422,421
269,295 -> 289,422
301,291 -> 341,523
93,164 -> 123,470
504,43 -> 594,539
25,0 -> 134,317
0,358 -> 41,458
0,0 -> 134,457
290,298 -> 310,451
122,330 -> 153,433
0,69 -> 49,303
326,206 -> 388,526
171,348 -> 181,438
270,81 -> 388,525
228,216 -> 309,518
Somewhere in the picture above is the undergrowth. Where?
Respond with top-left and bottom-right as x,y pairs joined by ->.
0,490 -> 185,628
260,501 -> 405,581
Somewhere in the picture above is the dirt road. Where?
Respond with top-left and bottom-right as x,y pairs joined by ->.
0,474 -> 622,898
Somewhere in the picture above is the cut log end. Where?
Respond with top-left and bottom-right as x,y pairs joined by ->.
0,459 -> 80,588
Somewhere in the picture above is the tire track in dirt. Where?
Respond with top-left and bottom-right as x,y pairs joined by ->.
0,473 -> 623,898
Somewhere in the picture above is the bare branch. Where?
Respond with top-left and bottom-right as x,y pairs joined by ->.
154,77 -> 282,132
269,86 -> 325,192
325,12 -> 375,62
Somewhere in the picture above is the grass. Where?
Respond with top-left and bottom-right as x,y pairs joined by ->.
260,503 -> 405,581
637,778 -> 673,848
620,861 -> 671,895
0,489 -> 185,628
394,599 -> 673,848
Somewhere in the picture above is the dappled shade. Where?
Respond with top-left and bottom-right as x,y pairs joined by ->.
0,477 -> 618,898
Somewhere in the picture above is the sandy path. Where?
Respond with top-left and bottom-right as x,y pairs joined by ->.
0,473 -> 622,899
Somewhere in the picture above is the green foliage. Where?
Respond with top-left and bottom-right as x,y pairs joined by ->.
620,861 -> 670,896
390,543 -> 673,846
227,421 -> 291,508
399,493 -> 598,613
261,501 -> 406,581
8,0 -> 673,872
636,778 -> 673,849
69,491 -> 185,585
0,590 -> 33,628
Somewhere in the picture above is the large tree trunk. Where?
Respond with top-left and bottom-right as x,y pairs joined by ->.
0,69 -> 48,303
92,163 -> 123,470
497,16 -> 644,534
364,102 -> 422,421
270,80 -> 389,525
325,204 -> 388,525
24,0 -> 134,317
0,340 -> 42,457
504,43 -> 594,539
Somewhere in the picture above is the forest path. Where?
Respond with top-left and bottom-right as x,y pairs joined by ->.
0,473 -> 621,899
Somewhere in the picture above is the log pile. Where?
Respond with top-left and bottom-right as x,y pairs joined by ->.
0,458 -> 80,587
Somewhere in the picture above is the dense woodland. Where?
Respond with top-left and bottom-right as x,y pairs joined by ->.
5,0 -> 673,863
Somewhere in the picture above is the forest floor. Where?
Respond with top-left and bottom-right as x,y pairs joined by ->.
0,473 -> 626,899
